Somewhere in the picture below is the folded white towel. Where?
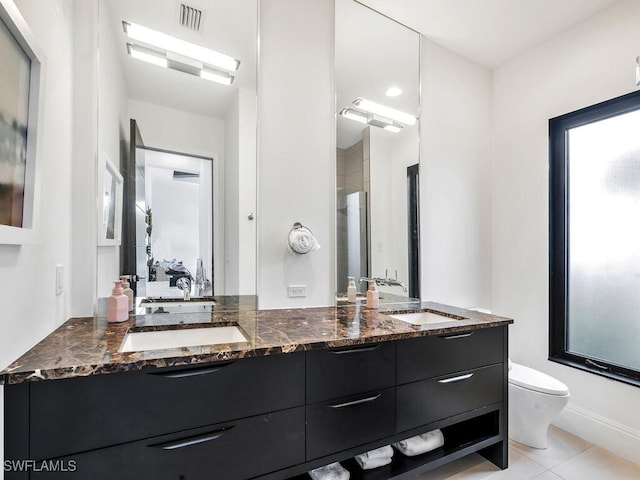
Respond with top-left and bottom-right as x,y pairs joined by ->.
354,454 -> 392,470
356,445 -> 393,461
308,462 -> 350,480
393,429 -> 445,457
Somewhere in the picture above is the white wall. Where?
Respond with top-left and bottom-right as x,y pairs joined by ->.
492,0 -> 640,463
127,99 -> 225,293
0,0 -> 78,475
258,0 -> 335,309
420,37 -> 493,309
369,123 -> 419,295
223,88 -> 257,295
96,0 -> 128,297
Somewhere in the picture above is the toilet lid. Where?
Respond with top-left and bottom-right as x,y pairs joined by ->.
509,363 -> 569,396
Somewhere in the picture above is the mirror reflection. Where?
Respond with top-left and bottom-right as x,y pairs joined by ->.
335,0 -> 421,302
96,0 -> 257,302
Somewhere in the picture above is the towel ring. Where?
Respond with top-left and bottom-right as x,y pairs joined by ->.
288,222 -> 318,254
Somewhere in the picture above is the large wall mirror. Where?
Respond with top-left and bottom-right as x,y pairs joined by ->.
96,0 -> 257,301
335,0 -> 420,302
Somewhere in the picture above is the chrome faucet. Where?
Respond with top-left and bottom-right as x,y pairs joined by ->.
176,277 -> 191,301
360,270 -> 408,292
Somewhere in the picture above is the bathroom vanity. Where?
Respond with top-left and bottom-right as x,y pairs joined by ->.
2,302 -> 512,479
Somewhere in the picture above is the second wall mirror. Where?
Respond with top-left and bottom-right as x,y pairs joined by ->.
96,0 -> 257,302
335,0 -> 421,302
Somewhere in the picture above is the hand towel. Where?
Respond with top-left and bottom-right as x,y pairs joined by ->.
308,462 -> 350,480
356,445 -> 393,461
354,453 -> 392,470
393,429 -> 444,457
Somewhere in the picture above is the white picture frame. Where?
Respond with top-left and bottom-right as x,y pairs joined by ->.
98,155 -> 124,246
0,0 -> 44,244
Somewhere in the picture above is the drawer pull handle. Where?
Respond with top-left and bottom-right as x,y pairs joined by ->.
328,394 -> 382,409
151,427 -> 233,450
438,373 -> 474,384
151,362 -> 235,379
330,344 -> 382,354
441,332 -> 474,340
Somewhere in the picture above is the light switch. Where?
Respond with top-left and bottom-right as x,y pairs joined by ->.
56,265 -> 64,295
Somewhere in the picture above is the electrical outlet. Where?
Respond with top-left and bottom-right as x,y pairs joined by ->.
55,265 -> 64,295
287,285 -> 307,297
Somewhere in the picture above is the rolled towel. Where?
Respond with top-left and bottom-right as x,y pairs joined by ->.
308,462 -> 350,480
354,453 -> 392,470
356,445 -> 393,461
392,429 -> 444,457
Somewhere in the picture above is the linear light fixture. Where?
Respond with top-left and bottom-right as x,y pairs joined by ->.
340,107 -> 404,133
127,44 -> 168,68
339,108 -> 368,124
123,21 -> 240,72
200,68 -> 233,85
353,98 -> 416,126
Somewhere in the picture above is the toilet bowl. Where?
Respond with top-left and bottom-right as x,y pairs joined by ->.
508,361 -> 569,449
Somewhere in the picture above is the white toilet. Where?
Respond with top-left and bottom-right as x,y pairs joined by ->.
508,360 -> 570,449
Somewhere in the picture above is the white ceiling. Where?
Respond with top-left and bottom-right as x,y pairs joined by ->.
358,0 -> 620,68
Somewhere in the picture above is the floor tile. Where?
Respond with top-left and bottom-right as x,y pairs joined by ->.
531,472 -> 565,480
509,425 -> 593,469
414,447 -> 546,480
551,446 -> 640,480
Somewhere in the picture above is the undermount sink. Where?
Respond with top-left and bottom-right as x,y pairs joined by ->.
119,326 -> 248,353
138,297 -> 217,314
388,310 -> 464,325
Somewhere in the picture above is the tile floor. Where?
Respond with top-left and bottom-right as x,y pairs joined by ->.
414,426 -> 640,480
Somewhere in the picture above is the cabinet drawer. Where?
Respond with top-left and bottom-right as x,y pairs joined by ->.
306,342 -> 396,403
30,352 -> 304,460
397,327 -> 504,384
396,364 -> 503,432
31,407 -> 305,480
306,387 -> 395,460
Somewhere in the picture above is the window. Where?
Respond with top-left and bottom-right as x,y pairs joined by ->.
549,90 -> 640,387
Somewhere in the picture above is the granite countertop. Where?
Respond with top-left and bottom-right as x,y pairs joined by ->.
0,299 -> 512,385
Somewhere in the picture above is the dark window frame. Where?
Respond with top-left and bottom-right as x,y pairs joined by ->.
549,89 -> 640,388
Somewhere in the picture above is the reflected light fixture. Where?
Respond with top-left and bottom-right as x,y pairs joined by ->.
353,98 -> 416,126
385,86 -> 402,97
340,107 -> 403,133
127,44 -> 167,68
123,21 -> 238,85
340,108 -> 368,124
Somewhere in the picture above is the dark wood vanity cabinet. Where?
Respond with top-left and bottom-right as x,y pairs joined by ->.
3,325 -> 508,480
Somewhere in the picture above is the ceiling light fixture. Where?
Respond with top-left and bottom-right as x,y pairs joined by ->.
123,21 -> 240,72
339,108 -> 368,124
385,86 -> 402,97
200,68 -> 234,85
127,44 -> 168,68
340,107 -> 404,133
353,98 -> 416,126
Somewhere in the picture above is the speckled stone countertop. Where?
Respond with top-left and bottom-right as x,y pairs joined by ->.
0,298 -> 512,385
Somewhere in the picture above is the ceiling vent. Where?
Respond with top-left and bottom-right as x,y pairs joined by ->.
178,3 -> 204,32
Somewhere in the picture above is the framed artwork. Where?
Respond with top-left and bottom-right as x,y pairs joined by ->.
0,0 -> 44,244
98,155 -> 123,246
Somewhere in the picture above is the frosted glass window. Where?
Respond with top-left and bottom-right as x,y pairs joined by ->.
567,110 -> 640,372
550,90 -> 640,387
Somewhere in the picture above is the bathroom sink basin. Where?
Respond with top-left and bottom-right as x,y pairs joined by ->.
138,297 -> 217,314
388,311 -> 463,325
140,297 -> 217,308
119,326 -> 248,353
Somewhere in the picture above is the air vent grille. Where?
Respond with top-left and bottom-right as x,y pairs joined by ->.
179,4 -> 203,31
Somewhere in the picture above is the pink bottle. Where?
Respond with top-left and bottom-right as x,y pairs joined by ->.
120,275 -> 134,312
107,280 -> 129,322
366,280 -> 379,309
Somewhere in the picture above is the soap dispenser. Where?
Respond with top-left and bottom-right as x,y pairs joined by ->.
120,275 -> 134,312
107,280 -> 129,322
347,276 -> 357,302
366,280 -> 379,309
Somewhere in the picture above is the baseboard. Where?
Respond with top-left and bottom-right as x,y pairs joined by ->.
553,403 -> 640,466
